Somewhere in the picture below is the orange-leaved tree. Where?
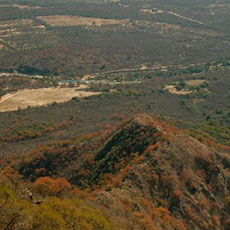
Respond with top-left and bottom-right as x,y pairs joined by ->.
33,177 -> 71,196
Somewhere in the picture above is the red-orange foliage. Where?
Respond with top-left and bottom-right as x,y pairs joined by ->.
1,166 -> 22,191
123,165 -> 132,173
207,184 -> 213,193
173,190 -> 182,199
224,219 -> 230,230
184,205 -> 200,223
151,172 -> 159,184
213,215 -> 220,227
33,177 -> 71,196
145,142 -> 161,154
198,198 -> 208,209
112,174 -> 121,187
151,206 -> 186,230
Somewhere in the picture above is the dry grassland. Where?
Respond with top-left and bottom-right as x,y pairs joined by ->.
185,80 -> 205,86
0,19 -> 35,28
38,15 -> 131,27
0,87 -> 101,112
135,20 -> 180,31
0,19 -> 46,38
0,4 -> 41,10
164,85 -> 193,95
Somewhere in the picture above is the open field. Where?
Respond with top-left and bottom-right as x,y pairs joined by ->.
0,19 -> 44,33
0,87 -> 101,112
164,85 -> 193,95
39,15 -> 131,27
185,79 -> 206,86
0,4 -> 42,10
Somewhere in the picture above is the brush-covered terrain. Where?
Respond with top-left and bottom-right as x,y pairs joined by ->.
1,114 -> 230,230
1,0 -> 230,229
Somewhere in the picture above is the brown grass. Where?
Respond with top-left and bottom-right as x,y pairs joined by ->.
0,4 -> 41,10
164,85 -> 193,95
185,80 -> 205,86
134,20 -> 180,31
38,15 -> 131,27
0,19 -> 34,28
0,87 -> 101,112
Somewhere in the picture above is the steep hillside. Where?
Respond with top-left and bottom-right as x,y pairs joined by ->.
3,114 -> 230,230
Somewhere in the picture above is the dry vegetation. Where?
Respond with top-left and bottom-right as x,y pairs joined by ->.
0,19 -> 42,33
134,20 -> 180,31
0,0 -> 230,228
39,15 -> 131,27
1,114 -> 228,230
0,18 -> 58,51
0,4 -> 41,10
0,87 -> 101,112
185,79 -> 206,86
164,85 -> 193,95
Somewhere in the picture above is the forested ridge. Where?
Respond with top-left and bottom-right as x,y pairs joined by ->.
1,114 -> 230,230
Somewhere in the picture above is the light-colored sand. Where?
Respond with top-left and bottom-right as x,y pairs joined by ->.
82,74 -> 98,80
140,9 -> 156,14
0,19 -> 45,38
0,19 -> 35,28
0,4 -> 41,10
107,0 -> 120,2
164,85 -> 193,95
207,4 -> 230,8
0,19 -> 45,35
38,15 -> 131,27
167,11 -> 205,25
140,65 -> 148,70
140,9 -> 163,14
185,80 -> 205,86
0,87 -> 101,112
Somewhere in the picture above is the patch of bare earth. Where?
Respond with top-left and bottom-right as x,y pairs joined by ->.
0,19 -> 46,38
82,74 -> 99,81
0,19 -> 35,28
0,19 -> 59,50
0,87 -> 101,112
0,4 -> 41,10
38,15 -> 131,27
135,20 -> 180,31
185,80 -> 205,86
207,4 -> 230,9
140,9 -> 163,14
164,85 -> 193,95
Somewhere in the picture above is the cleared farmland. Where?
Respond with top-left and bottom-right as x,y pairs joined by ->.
0,87 -> 101,112
38,15 -> 131,27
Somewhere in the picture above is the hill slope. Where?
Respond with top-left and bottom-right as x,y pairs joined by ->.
6,114 -> 230,229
